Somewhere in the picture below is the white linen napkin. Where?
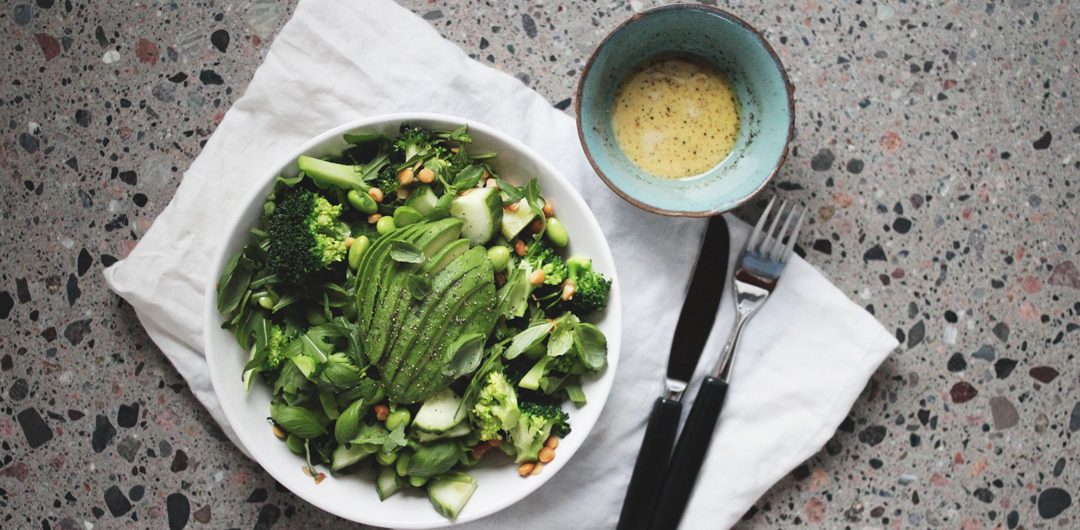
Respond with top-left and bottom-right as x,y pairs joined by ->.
103,0 -> 898,528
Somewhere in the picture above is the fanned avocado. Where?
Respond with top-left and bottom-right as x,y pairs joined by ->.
355,219 -> 497,403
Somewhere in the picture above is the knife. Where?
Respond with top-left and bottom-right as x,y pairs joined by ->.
616,215 -> 730,530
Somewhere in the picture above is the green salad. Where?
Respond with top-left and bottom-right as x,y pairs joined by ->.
216,124 -> 612,520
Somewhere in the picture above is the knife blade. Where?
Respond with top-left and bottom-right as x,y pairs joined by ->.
617,215 -> 730,530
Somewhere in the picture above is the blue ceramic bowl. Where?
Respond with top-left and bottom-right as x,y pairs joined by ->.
576,5 -> 794,216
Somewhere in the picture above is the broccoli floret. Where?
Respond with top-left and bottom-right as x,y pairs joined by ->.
519,352 -> 589,392
524,239 -> 568,286
265,325 -> 296,370
560,256 -> 611,315
509,402 -> 569,463
373,163 -> 401,198
267,189 -> 348,283
471,370 -> 521,441
394,125 -> 439,164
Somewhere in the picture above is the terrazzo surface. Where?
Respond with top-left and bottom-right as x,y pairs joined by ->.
2,1 -> 1078,528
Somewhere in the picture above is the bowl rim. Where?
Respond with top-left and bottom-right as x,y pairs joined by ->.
202,112 -> 622,528
574,3 -> 795,217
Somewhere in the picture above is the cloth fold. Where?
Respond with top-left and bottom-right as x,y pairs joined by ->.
104,0 -> 897,528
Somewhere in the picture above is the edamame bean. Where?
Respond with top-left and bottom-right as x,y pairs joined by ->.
375,450 -> 398,466
486,245 -> 510,272
408,476 -> 428,488
395,453 -> 411,477
347,189 -> 378,214
385,409 -> 411,431
376,215 -> 397,235
348,235 -> 370,270
257,295 -> 275,310
263,201 -> 276,217
393,206 -> 423,227
545,217 -> 569,248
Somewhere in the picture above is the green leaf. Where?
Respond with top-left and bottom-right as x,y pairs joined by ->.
407,274 -> 432,300
291,355 -> 320,378
318,390 -> 340,421
334,399 -> 365,444
504,322 -> 553,360
273,361 -> 309,397
406,441 -> 460,478
389,240 -> 424,264
271,403 -> 328,439
451,165 -> 485,191
436,124 -> 472,143
351,422 -> 390,446
547,324 -> 575,358
442,333 -> 486,378
524,178 -> 546,234
217,249 -> 255,315
497,178 -> 526,206
270,291 -> 300,313
573,323 -> 607,371
383,424 -> 408,453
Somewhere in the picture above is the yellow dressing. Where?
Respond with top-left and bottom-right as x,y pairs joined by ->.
611,57 -> 740,179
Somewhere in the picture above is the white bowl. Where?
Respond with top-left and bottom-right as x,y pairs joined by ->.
203,113 -> 622,528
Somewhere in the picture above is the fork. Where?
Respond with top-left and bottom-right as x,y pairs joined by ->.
648,197 -> 806,530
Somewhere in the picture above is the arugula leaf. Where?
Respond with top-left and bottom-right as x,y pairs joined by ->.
451,164 -> 485,191
383,424 -> 408,453
504,322 -> 553,360
436,124 -> 472,143
217,249 -> 256,315
497,178 -> 526,206
389,240 -> 424,264
442,333 -> 487,378
524,178 -> 547,234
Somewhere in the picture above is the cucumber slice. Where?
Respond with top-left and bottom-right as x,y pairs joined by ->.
406,185 -> 440,215
428,472 -> 478,520
331,442 -> 377,471
451,187 -> 503,244
412,388 -> 466,432
416,421 -> 473,443
376,466 -> 401,501
500,197 -> 542,240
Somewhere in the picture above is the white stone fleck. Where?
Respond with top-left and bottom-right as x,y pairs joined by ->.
943,325 -> 957,345
214,470 -> 225,482
108,199 -> 121,213
60,237 -> 75,249
102,49 -> 120,64
876,5 -> 894,20
84,521 -> 94,530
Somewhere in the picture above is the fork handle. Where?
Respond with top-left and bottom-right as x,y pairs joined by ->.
617,397 -> 681,530
648,377 -> 729,530
714,313 -> 750,381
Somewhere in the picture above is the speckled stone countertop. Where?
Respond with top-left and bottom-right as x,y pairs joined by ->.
2,1 -> 1078,528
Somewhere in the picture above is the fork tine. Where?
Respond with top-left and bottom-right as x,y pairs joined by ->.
759,200 -> 788,253
781,208 -> 806,263
746,196 -> 775,253
768,205 -> 796,259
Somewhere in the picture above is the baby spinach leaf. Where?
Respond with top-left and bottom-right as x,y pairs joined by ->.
573,323 -> 607,371
271,403 -> 327,439
389,240 -> 424,264
334,399 -> 365,444
442,333 -> 486,378
547,324 -> 575,358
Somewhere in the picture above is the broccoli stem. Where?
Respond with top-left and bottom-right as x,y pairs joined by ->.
298,156 -> 373,192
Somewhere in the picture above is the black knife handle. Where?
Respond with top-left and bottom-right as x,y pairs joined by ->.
649,377 -> 729,530
617,397 -> 682,530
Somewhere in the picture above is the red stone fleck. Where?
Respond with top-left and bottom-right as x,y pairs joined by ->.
1018,302 -> 1038,320
891,267 -> 905,279
35,33 -> 61,61
961,207 -> 972,220
950,381 -> 977,403
1048,260 -> 1080,290
135,38 -> 159,65
943,79 -> 957,89
930,472 -> 949,486
880,131 -> 902,151
1029,366 -> 1059,383
252,34 -> 262,47
1020,276 -> 1041,293
0,462 -> 29,482
804,497 -> 827,523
